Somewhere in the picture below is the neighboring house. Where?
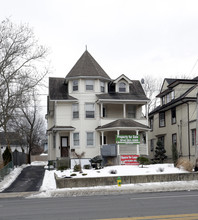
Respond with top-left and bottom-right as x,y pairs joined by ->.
46,50 -> 149,166
0,132 -> 27,154
148,77 -> 198,162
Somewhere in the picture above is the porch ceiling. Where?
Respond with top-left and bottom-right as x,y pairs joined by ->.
96,119 -> 149,131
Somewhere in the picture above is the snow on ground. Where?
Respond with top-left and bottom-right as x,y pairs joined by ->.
0,164 -> 29,192
2,161 -> 198,198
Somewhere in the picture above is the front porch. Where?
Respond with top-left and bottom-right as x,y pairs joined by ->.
97,118 -> 150,165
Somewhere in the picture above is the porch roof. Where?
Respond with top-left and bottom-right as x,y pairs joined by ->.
47,126 -> 75,132
96,119 -> 149,131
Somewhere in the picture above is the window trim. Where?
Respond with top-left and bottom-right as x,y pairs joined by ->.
171,108 -> 176,124
150,117 -> 153,131
72,103 -> 79,119
86,80 -> 94,91
159,112 -> 165,127
85,103 -> 95,118
100,81 -> 105,92
150,139 -> 154,152
73,132 -> 80,147
119,82 -> 126,93
72,80 -> 78,91
86,131 -> 94,147
172,133 -> 177,146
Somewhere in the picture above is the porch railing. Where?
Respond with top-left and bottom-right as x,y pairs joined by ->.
0,161 -> 14,181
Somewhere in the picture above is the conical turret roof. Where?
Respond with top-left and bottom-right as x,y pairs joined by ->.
66,50 -> 111,81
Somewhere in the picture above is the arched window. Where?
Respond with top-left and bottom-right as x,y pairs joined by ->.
119,82 -> 126,92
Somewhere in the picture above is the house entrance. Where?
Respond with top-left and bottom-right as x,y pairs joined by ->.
61,137 -> 69,157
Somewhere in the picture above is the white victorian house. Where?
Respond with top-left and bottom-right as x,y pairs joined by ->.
46,50 -> 149,166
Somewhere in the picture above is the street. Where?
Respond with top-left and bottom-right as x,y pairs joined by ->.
0,190 -> 198,220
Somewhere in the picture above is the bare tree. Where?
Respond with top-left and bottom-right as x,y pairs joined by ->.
142,76 -> 162,112
0,18 -> 48,139
12,92 -> 46,163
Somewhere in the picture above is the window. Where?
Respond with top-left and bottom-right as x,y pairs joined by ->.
72,104 -> 79,119
150,139 -> 154,152
142,132 -> 146,144
171,91 -> 175,100
73,132 -> 79,146
150,117 -> 153,130
119,82 -> 126,92
127,105 -> 136,118
158,136 -> 165,148
159,112 -> 165,127
73,80 -> 78,91
171,108 -> 176,124
87,132 -> 94,146
85,103 -> 95,118
192,129 -> 196,146
162,96 -> 165,105
172,133 -> 177,146
166,93 -> 170,103
86,80 -> 94,91
100,81 -> 105,92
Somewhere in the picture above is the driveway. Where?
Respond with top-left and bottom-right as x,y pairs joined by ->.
2,165 -> 45,193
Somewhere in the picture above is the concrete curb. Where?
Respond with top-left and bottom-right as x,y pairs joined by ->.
0,192 -> 40,199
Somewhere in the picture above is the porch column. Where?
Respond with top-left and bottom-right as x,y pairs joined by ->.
117,130 -> 120,155
136,130 -> 140,155
100,103 -> 103,118
101,131 -> 104,145
123,103 -> 126,118
100,131 -> 104,155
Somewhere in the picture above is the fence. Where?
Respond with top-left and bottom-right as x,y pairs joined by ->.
12,150 -> 27,166
0,161 -> 14,181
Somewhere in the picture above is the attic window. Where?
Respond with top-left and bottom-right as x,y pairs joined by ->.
119,82 -> 126,92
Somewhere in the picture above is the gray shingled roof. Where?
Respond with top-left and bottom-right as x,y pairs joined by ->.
49,77 -> 77,101
97,81 -> 149,101
66,50 -> 111,80
96,119 -> 149,130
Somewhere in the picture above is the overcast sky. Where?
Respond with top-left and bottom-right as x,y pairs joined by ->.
1,0 -> 198,81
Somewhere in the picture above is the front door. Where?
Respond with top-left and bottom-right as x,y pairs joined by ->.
61,137 -> 69,157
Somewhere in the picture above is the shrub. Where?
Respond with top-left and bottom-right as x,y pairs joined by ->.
57,166 -> 67,171
137,156 -> 150,168
82,173 -> 87,176
83,164 -> 91,169
153,140 -> 167,164
73,164 -> 81,172
2,147 -> 12,166
156,167 -> 164,172
70,173 -> 77,176
109,169 -> 117,174
176,157 -> 193,172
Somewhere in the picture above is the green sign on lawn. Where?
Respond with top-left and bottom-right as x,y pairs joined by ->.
116,135 -> 140,144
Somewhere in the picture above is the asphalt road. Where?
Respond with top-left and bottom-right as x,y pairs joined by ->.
0,190 -> 198,220
2,166 -> 45,193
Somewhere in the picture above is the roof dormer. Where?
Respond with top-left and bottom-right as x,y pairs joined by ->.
113,74 -> 132,93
